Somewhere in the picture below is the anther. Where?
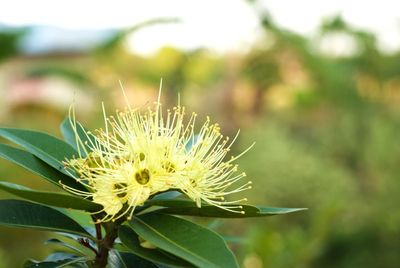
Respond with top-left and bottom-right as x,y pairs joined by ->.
135,169 -> 150,185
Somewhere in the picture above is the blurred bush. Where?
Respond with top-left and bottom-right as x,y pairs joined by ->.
1,4 -> 400,267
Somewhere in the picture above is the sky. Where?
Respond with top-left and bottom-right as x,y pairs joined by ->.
1,0 -> 400,54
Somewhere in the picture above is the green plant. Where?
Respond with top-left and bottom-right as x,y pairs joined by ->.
0,93 -> 303,267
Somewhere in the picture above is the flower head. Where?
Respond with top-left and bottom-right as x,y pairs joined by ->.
64,90 -> 253,222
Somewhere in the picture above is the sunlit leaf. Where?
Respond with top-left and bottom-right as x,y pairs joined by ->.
0,128 -> 76,174
0,181 -> 100,211
45,238 -> 85,256
0,144 -> 85,190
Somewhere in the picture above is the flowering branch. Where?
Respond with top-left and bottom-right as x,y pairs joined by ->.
0,89 -> 304,268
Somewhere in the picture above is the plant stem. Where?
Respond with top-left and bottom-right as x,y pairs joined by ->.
92,222 -> 118,268
95,222 -> 103,241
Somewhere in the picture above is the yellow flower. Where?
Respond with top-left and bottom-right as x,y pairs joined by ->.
64,90 -> 253,222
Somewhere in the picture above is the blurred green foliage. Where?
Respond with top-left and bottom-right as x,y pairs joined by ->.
1,3 -> 400,267
0,27 -> 27,62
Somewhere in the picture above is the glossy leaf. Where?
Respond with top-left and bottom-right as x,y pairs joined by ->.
0,181 -> 101,211
0,128 -> 77,174
118,225 -> 191,267
109,250 -> 158,268
0,199 -> 93,239
45,252 -> 80,262
0,144 -> 85,190
45,238 -> 85,255
129,213 -> 239,268
150,190 -> 182,201
55,231 -> 97,252
148,198 -> 306,218
60,118 -> 95,157
119,252 -> 158,268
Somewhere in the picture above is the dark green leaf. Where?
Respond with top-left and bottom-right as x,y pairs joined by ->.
0,128 -> 76,174
129,213 -> 239,268
119,252 -> 158,268
0,143 -> 85,190
60,118 -> 95,157
145,198 -> 195,207
0,181 -> 101,211
119,225 -> 191,267
0,199 -> 93,238
148,198 -> 306,218
109,250 -> 158,268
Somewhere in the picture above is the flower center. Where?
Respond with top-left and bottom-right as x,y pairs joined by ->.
135,169 -> 150,185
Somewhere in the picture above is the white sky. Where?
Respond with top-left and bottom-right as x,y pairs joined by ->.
1,0 -> 400,54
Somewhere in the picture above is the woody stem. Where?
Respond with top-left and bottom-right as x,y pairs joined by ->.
92,222 -> 118,268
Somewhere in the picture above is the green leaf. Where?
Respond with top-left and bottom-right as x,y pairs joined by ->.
118,252 -> 158,268
0,199 -> 93,239
148,198 -> 306,218
0,181 -> 101,211
0,144 -> 85,190
150,190 -> 182,201
118,225 -> 191,267
0,128 -> 77,174
60,118 -> 95,157
45,252 -> 80,262
24,256 -> 87,268
109,250 -> 158,268
129,213 -> 239,268
54,231 -> 97,254
45,238 -> 85,256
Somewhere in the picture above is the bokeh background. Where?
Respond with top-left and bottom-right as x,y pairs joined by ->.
1,0 -> 400,267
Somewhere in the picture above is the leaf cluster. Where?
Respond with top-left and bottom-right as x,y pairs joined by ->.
0,119 -> 304,267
